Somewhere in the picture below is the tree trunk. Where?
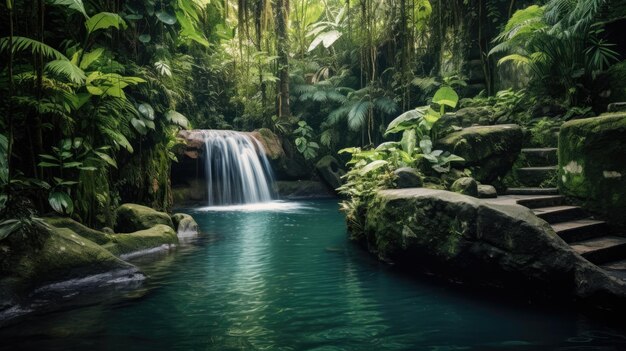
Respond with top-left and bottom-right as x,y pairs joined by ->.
275,0 -> 290,119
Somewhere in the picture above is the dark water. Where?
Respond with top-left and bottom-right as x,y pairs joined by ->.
2,199 -> 626,350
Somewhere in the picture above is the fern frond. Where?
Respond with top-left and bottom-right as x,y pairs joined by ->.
45,59 -> 86,84
0,36 -> 68,61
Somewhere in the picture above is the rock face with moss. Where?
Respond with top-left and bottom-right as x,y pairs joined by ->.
436,124 -> 523,183
104,225 -> 178,258
0,222 -> 140,307
559,113 -> 626,231
171,213 -> 199,235
115,203 -> 174,233
360,188 -> 626,310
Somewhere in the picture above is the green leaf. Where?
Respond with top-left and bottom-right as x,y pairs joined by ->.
165,110 -> 189,128
400,129 -> 417,155
138,34 -> 151,43
385,106 -> 428,135
79,48 -> 104,70
359,160 -> 388,176
138,103 -> 155,120
131,118 -> 147,135
86,12 -> 127,34
419,138 -> 432,154
156,11 -> 177,25
48,191 -> 73,214
45,59 -> 86,84
0,36 -> 68,61
0,219 -> 21,241
48,0 -> 87,17
432,86 -> 459,109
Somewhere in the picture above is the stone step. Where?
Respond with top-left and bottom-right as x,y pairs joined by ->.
516,195 -> 565,209
571,236 -> 626,265
505,187 -> 559,195
552,219 -> 609,243
521,148 -> 558,167
516,166 -> 558,186
532,205 -> 586,224
601,259 -> 626,281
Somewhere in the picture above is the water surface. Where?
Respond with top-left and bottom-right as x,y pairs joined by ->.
2,200 -> 625,350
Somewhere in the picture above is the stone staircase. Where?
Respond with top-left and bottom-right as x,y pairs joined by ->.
504,147 -> 626,280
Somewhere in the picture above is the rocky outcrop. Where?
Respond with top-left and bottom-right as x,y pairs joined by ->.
315,155 -> 345,191
115,203 -> 174,233
360,188 -> 626,311
559,113 -> 626,231
274,180 -> 335,199
436,124 -> 523,183
171,213 -> 199,235
0,222 -> 139,308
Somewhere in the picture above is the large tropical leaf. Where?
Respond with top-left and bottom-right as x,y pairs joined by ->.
385,106 -> 428,135
165,110 -> 190,129
359,160 -> 388,176
86,12 -> 127,34
48,0 -> 87,18
432,86 -> 459,109
0,219 -> 21,241
48,191 -> 74,214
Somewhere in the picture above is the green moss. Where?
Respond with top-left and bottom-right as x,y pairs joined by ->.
115,203 -> 174,233
558,114 -> 626,230
43,217 -> 111,245
104,224 -> 178,257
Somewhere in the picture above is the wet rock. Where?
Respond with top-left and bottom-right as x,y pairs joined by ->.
450,177 -> 478,196
436,124 -> 523,183
114,204 -> 174,233
104,224 -> 178,258
171,213 -> 199,235
361,188 -> 626,311
393,167 -> 424,189
316,155 -> 346,191
477,184 -> 498,198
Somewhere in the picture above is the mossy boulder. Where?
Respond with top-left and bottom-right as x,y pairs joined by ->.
44,217 -> 111,244
0,222 -> 137,302
104,224 -> 178,258
558,113 -> 626,230
171,213 -> 199,235
450,177 -> 478,196
115,203 -> 174,233
393,167 -> 423,189
361,188 -> 626,310
436,124 -> 523,183
315,155 -> 346,191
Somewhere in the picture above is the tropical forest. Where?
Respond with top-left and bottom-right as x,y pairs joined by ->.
1,0 -> 626,349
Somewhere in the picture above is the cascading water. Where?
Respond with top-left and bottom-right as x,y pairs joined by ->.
203,130 -> 276,206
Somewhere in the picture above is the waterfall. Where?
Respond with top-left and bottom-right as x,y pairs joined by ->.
203,130 -> 275,206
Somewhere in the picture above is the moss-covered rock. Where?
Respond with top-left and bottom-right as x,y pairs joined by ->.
0,222 -> 136,300
436,124 -> 523,183
315,155 -> 346,191
171,213 -> 199,235
393,167 -> 423,189
450,177 -> 478,196
104,224 -> 178,258
115,203 -> 174,233
43,217 -> 111,244
558,113 -> 626,230
433,107 -> 496,136
360,188 -> 626,310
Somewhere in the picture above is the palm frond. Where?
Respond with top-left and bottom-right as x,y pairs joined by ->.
0,36 -> 68,61
45,60 -> 86,84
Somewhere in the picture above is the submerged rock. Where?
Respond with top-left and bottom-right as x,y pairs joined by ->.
360,188 -> 626,311
450,177 -> 478,196
171,213 -> 199,235
393,167 -> 423,189
436,124 -> 523,183
559,113 -> 626,231
115,203 -> 174,233
315,155 -> 346,191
